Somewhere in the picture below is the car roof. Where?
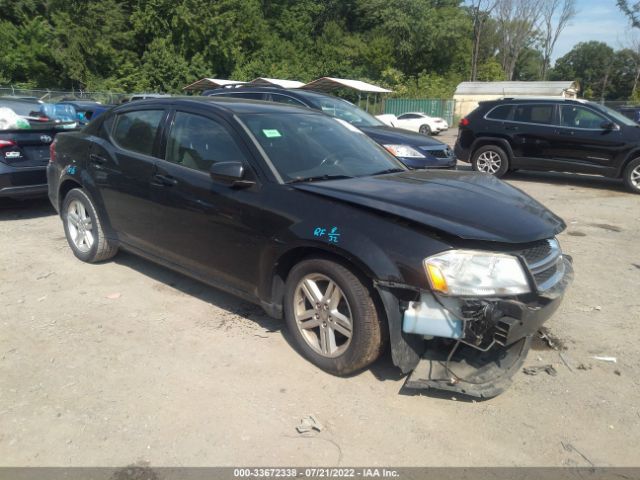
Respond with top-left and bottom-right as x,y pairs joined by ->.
489,97 -> 588,104
114,96 -> 320,116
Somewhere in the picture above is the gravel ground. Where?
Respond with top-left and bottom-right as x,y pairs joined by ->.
1,130 -> 639,467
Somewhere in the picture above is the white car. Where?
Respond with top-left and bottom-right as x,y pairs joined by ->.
394,112 -> 449,135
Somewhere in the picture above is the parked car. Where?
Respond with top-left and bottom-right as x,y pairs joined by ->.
0,98 -> 62,198
57,101 -> 111,126
204,86 -> 456,169
48,97 -> 572,397
618,105 -> 640,124
393,112 -> 449,135
455,97 -> 640,193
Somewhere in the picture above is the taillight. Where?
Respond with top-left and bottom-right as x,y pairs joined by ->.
459,118 -> 470,127
49,140 -> 57,163
37,116 -> 50,122
0,140 -> 16,148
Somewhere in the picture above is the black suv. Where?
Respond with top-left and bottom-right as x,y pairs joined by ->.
47,97 -> 572,397
455,98 -> 640,193
204,86 -> 456,170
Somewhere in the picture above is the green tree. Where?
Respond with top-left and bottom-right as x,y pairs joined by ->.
551,41 -> 615,100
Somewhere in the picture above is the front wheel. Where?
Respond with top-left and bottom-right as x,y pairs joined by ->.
472,145 -> 509,177
284,258 -> 386,376
419,124 -> 432,135
62,188 -> 118,262
623,158 -> 640,194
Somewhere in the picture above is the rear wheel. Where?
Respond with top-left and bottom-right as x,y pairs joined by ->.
284,257 -> 385,375
419,124 -> 432,135
62,188 -> 117,262
623,158 -> 640,194
472,145 -> 509,177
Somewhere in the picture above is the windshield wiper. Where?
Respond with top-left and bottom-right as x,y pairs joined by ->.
370,168 -> 405,176
287,174 -> 353,184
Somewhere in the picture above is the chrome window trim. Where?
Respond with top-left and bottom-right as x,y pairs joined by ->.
483,102 -> 616,131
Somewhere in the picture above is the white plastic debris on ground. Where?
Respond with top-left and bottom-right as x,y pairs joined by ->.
0,107 -> 30,130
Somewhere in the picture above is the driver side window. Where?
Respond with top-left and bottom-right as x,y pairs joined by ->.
559,106 -> 607,129
165,112 -> 248,172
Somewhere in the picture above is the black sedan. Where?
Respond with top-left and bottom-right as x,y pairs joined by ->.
47,97 -> 572,397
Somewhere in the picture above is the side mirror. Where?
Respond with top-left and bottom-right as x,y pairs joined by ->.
209,161 -> 255,188
601,121 -> 620,131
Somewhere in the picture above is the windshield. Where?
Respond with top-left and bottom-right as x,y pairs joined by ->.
239,112 -> 405,183
591,103 -> 638,127
310,96 -> 384,127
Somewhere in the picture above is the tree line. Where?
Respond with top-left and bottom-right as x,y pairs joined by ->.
0,0 -> 639,100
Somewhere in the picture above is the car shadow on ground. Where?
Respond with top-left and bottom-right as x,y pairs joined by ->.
113,251 -> 284,334
114,250 -> 404,381
0,197 -> 55,220
505,170 -> 628,193
455,163 -> 629,193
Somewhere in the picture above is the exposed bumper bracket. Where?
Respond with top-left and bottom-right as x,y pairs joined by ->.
404,336 -> 532,399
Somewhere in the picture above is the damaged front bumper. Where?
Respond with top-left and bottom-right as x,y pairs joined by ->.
376,256 -> 573,398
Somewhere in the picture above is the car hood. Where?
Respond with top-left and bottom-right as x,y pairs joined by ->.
293,170 -> 565,243
359,125 -> 446,147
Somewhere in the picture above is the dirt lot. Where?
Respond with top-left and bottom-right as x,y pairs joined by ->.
1,130 -> 639,467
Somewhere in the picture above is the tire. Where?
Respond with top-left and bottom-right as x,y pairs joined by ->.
62,188 -> 117,263
419,124 -> 432,135
283,257 -> 386,376
623,158 -> 640,194
472,145 -> 509,177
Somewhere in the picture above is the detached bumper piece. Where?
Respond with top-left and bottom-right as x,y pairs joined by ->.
403,257 -> 573,398
405,337 -> 531,398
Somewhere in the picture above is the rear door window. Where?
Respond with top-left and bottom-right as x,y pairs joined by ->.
112,110 -> 164,156
165,112 -> 249,172
512,104 -> 555,125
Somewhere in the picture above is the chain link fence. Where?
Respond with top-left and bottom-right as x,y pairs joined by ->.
0,86 -> 129,105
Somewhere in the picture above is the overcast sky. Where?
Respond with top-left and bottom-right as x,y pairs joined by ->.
551,0 -> 632,62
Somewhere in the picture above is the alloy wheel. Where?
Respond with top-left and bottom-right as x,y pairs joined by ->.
293,273 -> 353,358
476,150 -> 502,174
631,165 -> 640,189
67,199 -> 94,253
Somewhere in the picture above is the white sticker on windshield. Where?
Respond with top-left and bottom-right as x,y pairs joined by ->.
262,129 -> 282,138
333,118 -> 364,134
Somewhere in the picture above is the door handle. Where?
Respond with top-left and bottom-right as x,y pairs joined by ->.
152,173 -> 178,187
89,153 -> 107,165
504,126 -> 518,131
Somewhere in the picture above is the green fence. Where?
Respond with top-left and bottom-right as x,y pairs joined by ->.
384,99 -> 455,125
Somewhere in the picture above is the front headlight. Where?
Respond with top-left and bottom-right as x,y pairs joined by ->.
424,250 -> 530,296
383,144 -> 425,158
